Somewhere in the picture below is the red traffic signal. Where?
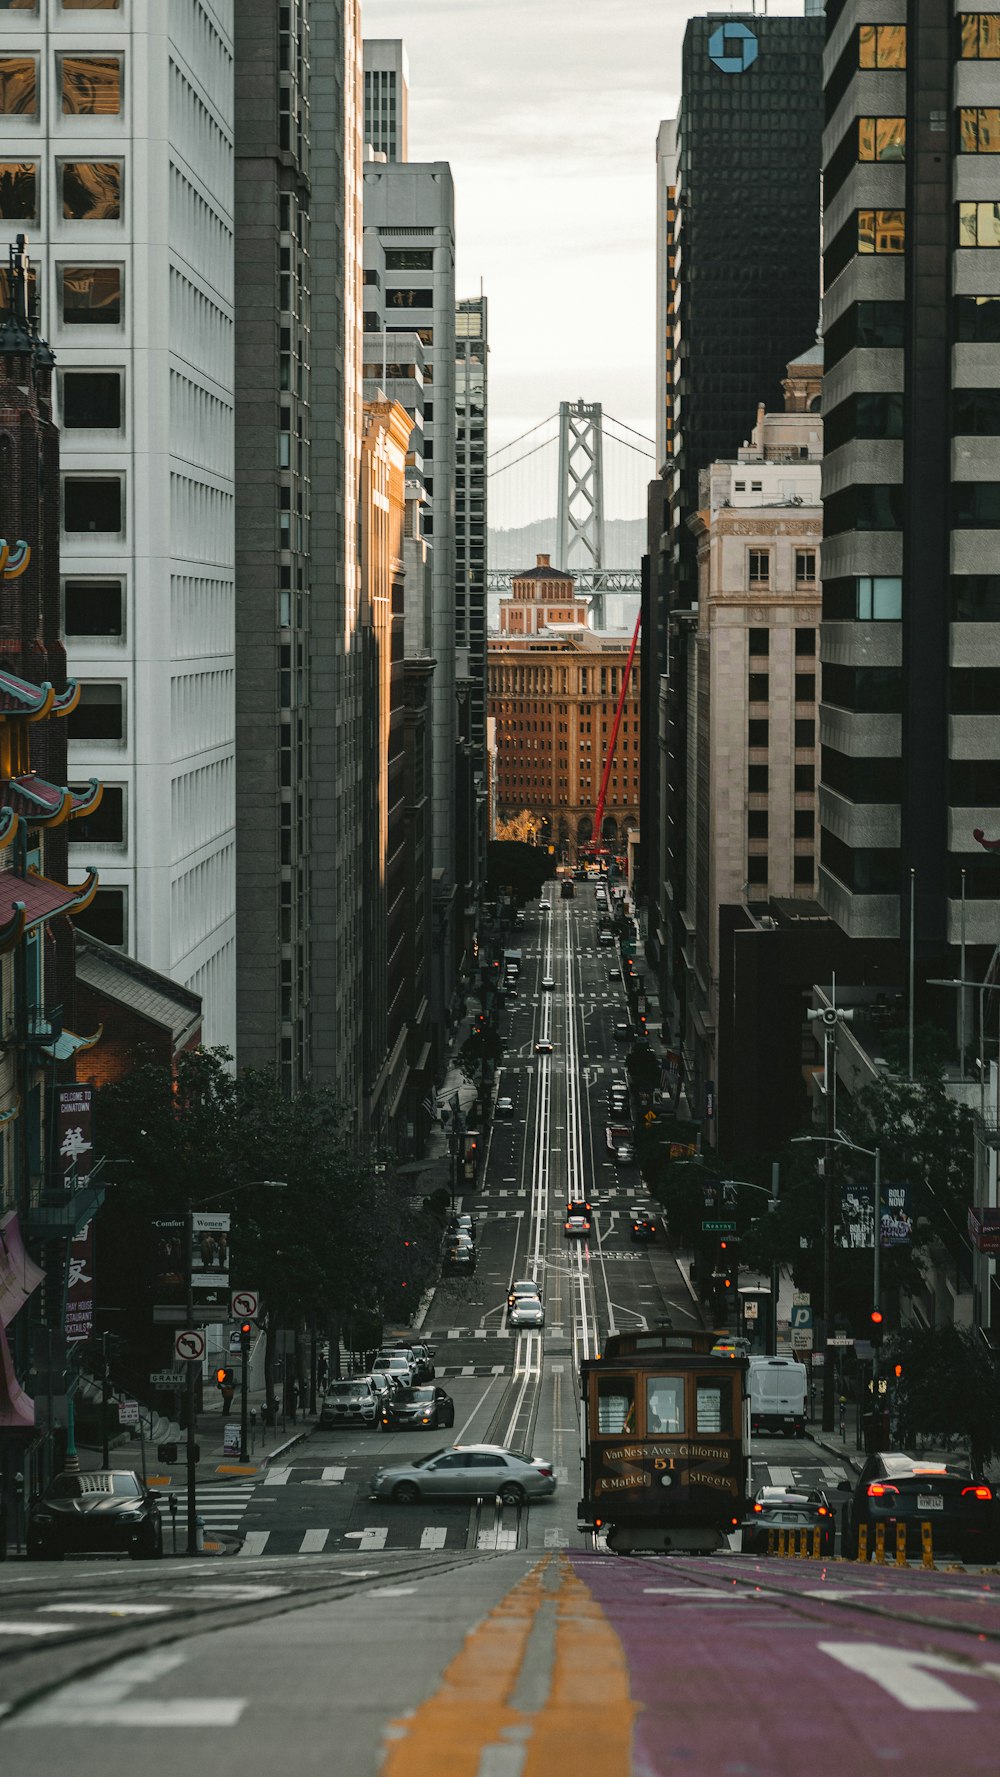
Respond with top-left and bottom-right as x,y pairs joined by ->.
215,1367 -> 227,1384
869,1309 -> 884,1327
239,1321 -> 252,1338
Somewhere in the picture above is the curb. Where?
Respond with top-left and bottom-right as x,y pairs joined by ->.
413,1285 -> 437,1332
673,1253 -> 701,1311
260,1426 -> 312,1468
815,1437 -> 862,1475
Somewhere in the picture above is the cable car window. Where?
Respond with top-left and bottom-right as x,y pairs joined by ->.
597,1376 -> 635,1434
696,1379 -> 732,1433
646,1376 -> 685,1435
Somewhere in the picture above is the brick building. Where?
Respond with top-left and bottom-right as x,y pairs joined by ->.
489,559 -> 641,861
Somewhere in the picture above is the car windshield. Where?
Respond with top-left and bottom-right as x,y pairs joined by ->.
327,1384 -> 368,1401
410,1386 -> 436,1403
47,1471 -> 141,1499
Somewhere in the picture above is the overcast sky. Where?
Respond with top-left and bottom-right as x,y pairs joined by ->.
364,0 -> 808,513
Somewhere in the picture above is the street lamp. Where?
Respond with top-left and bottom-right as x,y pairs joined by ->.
182,1179 -> 287,1556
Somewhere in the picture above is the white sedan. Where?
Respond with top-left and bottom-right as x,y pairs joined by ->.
509,1295 -> 545,1328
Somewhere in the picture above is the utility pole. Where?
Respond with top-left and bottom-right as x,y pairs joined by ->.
822,1025 -> 836,1433
770,1162 -> 780,1354
183,1205 -> 198,1556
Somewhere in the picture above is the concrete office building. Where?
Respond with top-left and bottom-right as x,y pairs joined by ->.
233,2 -> 365,1106
454,293 -> 488,928
681,357 -> 823,1133
363,38 -> 408,163
819,0 -> 1000,978
0,0 -> 237,1049
363,160 -> 458,1024
664,11 -> 824,607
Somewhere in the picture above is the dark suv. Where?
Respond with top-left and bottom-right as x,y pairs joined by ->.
842,1451 -> 999,1563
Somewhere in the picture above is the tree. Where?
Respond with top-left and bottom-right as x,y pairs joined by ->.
495,809 -> 541,844
890,1324 -> 1000,1473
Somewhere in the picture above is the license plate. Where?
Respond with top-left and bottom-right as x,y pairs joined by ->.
917,1494 -> 943,1511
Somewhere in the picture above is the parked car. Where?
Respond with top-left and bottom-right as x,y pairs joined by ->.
741,1486 -> 836,1556
319,1377 -> 383,1428
27,1469 -> 163,1561
629,1208 -> 659,1243
842,1452 -> 1000,1562
510,1295 -> 545,1328
371,1445 -> 557,1506
383,1384 -> 455,1431
444,1242 -> 476,1276
388,1341 -> 435,1383
495,1094 -> 515,1118
447,1214 -> 475,1243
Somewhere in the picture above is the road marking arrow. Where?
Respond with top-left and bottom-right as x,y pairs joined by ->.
820,1642 -> 1000,1711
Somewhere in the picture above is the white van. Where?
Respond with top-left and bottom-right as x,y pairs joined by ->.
747,1356 -> 807,1437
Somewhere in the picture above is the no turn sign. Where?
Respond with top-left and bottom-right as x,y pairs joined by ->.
231,1289 -> 259,1320
174,1327 -> 207,1363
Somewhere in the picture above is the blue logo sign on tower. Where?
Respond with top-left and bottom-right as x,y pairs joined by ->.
708,22 -> 759,74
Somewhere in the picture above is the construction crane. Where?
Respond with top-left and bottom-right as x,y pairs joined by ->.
583,608 -> 641,861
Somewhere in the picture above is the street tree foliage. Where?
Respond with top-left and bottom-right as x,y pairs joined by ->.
495,809 -> 542,845
485,840 -> 554,905
92,1049 -> 442,1407
890,1323 -> 1000,1472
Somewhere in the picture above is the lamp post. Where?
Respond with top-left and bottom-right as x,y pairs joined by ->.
791,1133 -> 881,1418
182,1179 -> 286,1556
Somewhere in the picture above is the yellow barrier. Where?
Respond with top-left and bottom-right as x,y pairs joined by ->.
895,1522 -> 907,1567
813,1526 -> 822,1560
921,1520 -> 935,1569
874,1522 -> 886,1564
799,1529 -> 809,1559
857,1523 -> 868,1562
777,1528 -> 787,1557
767,1528 -> 777,1556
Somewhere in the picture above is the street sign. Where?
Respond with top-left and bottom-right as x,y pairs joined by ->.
744,1300 -> 759,1320
791,1330 -> 812,1351
174,1327 -> 207,1363
230,1288 -> 259,1319
792,1290 -> 811,1306
790,1304 -> 813,1331
118,1398 -> 139,1425
702,1219 -> 737,1233
150,1369 -> 184,1389
826,1334 -> 855,1347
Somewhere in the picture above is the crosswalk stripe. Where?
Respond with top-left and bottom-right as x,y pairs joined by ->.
262,1468 -> 292,1485
38,1603 -> 170,1617
419,1527 -> 447,1550
299,1529 -> 329,1553
461,1365 -> 474,1376
322,1466 -> 346,1482
238,1531 -> 271,1556
0,1621 -> 67,1637
358,1526 -> 388,1551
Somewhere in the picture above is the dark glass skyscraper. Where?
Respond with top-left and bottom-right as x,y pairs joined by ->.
667,12 -> 825,604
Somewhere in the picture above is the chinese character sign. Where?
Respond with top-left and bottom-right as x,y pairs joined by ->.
65,1219 -> 94,1344
57,1085 -> 94,1189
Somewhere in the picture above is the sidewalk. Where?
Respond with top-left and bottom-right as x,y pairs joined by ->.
808,1418 -> 999,1483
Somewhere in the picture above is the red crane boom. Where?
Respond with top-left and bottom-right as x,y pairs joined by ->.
586,607 -> 641,857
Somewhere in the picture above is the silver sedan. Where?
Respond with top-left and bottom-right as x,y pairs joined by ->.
371,1444 -> 556,1506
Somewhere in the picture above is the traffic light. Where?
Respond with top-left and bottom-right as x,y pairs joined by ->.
239,1321 -> 252,1342
869,1308 -> 885,1348
893,1362 -> 903,1380
215,1367 -> 228,1386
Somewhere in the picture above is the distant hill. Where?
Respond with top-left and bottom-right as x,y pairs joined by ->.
488,517 -> 646,572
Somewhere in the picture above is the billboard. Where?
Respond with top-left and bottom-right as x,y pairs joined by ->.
57,1084 -> 94,1189
64,1220 -> 95,1344
839,1180 -> 913,1249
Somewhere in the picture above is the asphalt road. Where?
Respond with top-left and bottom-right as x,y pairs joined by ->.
6,888 -> 999,1769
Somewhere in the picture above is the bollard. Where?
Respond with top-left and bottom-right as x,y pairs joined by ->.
895,1522 -> 908,1566
767,1528 -> 777,1556
856,1522 -> 868,1563
195,1512 -> 205,1553
921,1520 -> 935,1569
777,1528 -> 787,1557
874,1522 -> 886,1565
812,1526 -> 822,1560
798,1529 -> 808,1559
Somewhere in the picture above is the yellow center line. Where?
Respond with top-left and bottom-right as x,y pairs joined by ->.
381,1556 -> 638,1777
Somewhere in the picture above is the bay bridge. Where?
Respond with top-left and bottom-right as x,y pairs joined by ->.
486,399 -> 656,612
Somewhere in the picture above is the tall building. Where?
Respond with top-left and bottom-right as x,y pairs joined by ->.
233,2 -> 366,1104
454,293 -> 488,923
0,0 -> 237,1049
489,560 -> 642,862
363,161 -> 458,1027
819,1 -> 1000,991
681,355 -> 823,1132
665,11 -> 824,605
654,120 -> 677,477
363,39 -> 408,163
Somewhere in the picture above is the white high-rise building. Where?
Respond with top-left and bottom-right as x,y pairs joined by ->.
0,1 -> 236,1049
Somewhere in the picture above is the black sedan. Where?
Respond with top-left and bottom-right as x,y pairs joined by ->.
27,1469 -> 164,1561
843,1452 -> 1000,1562
741,1485 -> 836,1556
383,1384 -> 456,1430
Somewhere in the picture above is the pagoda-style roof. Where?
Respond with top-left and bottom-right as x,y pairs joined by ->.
0,867 -> 99,953
0,668 -> 79,721
4,775 -> 101,827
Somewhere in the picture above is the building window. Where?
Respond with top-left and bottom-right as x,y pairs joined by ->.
954,388 -> 1000,433
384,249 -> 433,271
856,576 -> 902,619
748,719 -> 769,749
0,163 -> 36,222
959,107 -> 1000,152
748,673 -> 769,703
954,482 -> 1000,525
795,550 -> 817,587
794,764 -> 815,793
66,681 -> 124,742
747,765 -> 769,793
61,370 -> 121,429
950,574 -> 1000,619
385,287 -> 433,309
794,810 -> 815,840
62,161 -> 122,220
748,810 -> 768,839
859,117 -> 905,160
71,784 -> 124,844
748,550 -> 770,590
859,23 -> 907,67
794,719 -> 816,748
795,674 -> 816,703
959,201 -> 1000,247
63,578 -> 123,636
0,58 -> 36,115
795,629 -> 816,657
60,56 -> 122,115
793,857 -> 814,886
60,264 -> 122,324
959,14 -> 1000,59
73,887 -> 126,949
858,209 -> 905,254
825,484 -> 903,534
748,628 -> 769,656
63,476 -> 123,533
747,856 -> 768,884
